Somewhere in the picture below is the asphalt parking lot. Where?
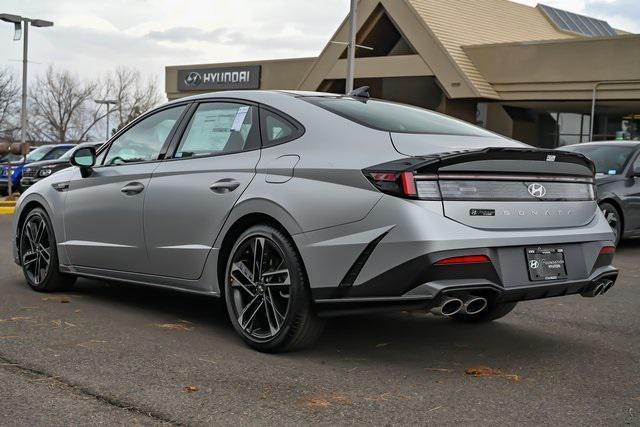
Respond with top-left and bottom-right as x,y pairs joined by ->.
0,215 -> 639,426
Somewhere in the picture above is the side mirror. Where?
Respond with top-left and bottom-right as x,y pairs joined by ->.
70,147 -> 96,178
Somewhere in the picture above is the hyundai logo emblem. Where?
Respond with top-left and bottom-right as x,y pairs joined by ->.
529,260 -> 540,269
184,71 -> 202,87
528,183 -> 547,198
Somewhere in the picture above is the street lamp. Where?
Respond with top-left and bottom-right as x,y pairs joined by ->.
95,99 -> 117,140
0,14 -> 54,145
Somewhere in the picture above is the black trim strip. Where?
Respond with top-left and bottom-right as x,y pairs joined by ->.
339,232 -> 388,288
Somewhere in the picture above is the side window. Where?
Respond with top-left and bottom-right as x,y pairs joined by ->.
175,102 -> 259,158
103,105 -> 186,166
261,109 -> 302,147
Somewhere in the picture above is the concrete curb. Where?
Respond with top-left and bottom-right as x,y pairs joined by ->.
0,206 -> 15,215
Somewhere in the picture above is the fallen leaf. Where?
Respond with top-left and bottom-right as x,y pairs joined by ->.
375,342 -> 389,348
51,320 -> 62,327
60,299 -> 71,304
64,322 -> 77,327
465,366 -> 522,382
0,316 -> 32,322
299,394 -> 351,409
77,340 -> 107,349
425,368 -> 453,373
633,396 -> 640,401
427,405 -> 443,413
184,386 -> 198,393
155,323 -> 193,331
198,358 -> 217,365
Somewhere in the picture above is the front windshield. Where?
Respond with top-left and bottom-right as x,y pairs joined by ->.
561,144 -> 636,175
25,146 -> 51,162
0,153 -> 24,164
58,146 -> 78,161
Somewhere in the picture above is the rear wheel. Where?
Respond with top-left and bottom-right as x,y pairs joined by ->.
224,225 -> 324,352
19,208 -> 76,292
452,301 -> 517,323
599,202 -> 622,246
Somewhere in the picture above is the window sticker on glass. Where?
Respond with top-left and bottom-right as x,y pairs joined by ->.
231,106 -> 250,132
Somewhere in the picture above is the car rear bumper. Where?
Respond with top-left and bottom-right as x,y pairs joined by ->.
314,265 -> 618,316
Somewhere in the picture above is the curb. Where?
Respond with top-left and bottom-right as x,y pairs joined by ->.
0,206 -> 15,215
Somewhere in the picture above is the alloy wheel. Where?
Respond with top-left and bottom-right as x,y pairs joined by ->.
21,214 -> 52,285
227,235 -> 292,342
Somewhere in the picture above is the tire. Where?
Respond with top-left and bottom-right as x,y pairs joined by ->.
224,224 -> 324,352
599,202 -> 622,246
19,208 -> 77,292
452,301 -> 518,323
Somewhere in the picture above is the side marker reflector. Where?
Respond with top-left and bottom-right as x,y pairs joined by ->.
435,255 -> 490,265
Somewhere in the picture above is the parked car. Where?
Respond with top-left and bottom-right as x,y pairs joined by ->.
560,141 -> 640,246
12,90 -> 617,352
0,144 -> 74,195
20,142 -> 104,191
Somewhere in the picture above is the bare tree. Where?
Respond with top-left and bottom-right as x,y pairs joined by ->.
104,67 -> 163,135
28,66 -> 106,143
0,67 -> 20,140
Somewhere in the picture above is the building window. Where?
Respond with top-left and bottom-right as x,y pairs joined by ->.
554,113 -> 591,147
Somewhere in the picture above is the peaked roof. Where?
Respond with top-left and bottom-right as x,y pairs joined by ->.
406,0 -> 576,98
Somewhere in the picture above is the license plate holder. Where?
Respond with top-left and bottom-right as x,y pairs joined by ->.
526,247 -> 567,281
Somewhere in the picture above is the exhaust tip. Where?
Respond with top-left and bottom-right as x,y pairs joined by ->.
464,297 -> 488,315
431,297 -> 464,316
600,280 -> 614,294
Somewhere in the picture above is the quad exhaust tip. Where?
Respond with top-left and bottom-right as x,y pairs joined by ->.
431,296 -> 464,316
463,296 -> 488,315
581,279 -> 615,298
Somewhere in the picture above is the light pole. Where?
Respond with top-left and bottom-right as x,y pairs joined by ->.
94,99 -> 118,141
95,99 -> 117,140
0,14 -> 54,145
346,0 -> 357,94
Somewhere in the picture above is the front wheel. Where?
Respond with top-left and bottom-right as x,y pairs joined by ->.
224,225 -> 324,352
19,208 -> 77,292
600,202 -> 622,246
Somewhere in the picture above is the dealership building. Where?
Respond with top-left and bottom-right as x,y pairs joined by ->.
165,0 -> 640,148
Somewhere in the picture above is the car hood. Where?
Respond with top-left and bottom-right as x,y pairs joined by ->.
24,159 -> 69,169
389,133 -> 526,156
595,174 -> 624,185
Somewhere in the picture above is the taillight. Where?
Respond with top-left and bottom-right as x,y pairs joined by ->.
600,246 -> 615,255
435,255 -> 491,265
365,171 -> 441,200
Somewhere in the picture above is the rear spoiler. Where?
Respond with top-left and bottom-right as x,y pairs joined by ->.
363,147 -> 595,178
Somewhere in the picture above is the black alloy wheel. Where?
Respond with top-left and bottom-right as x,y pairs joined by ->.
225,225 -> 324,352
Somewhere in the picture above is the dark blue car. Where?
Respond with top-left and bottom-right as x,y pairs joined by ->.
0,144 -> 74,195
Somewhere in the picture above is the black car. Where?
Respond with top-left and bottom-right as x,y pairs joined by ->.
561,141 -> 640,245
20,142 -> 104,191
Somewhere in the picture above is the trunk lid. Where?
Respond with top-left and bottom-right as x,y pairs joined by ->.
369,141 -> 598,230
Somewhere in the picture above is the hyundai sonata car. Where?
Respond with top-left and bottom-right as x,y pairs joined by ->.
560,141 -> 640,246
12,90 -> 618,352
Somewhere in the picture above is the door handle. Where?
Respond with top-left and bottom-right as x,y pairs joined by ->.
209,179 -> 240,194
120,182 -> 145,195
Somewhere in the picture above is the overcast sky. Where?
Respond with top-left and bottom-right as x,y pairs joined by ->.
0,0 -> 637,97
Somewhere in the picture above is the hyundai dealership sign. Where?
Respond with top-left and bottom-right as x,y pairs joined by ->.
177,65 -> 261,91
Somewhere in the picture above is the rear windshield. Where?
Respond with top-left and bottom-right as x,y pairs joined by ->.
561,144 -> 636,175
304,96 -> 495,137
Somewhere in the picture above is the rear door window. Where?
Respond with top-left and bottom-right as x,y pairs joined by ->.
174,102 -> 260,158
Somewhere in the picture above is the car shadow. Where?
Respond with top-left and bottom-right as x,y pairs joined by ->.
63,277 -> 591,369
